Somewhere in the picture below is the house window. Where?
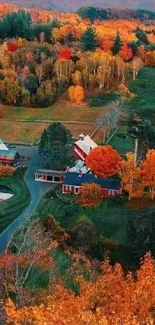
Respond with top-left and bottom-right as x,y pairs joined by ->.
108,190 -> 115,196
75,187 -> 79,194
47,175 -> 53,182
54,176 -> 61,182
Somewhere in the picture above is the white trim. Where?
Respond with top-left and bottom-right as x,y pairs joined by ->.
74,147 -> 85,160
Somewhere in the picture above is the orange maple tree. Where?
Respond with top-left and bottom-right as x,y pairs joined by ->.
119,152 -> 143,200
119,44 -> 133,61
141,149 -> 155,200
78,183 -> 102,207
85,145 -> 121,178
0,165 -> 15,177
5,253 -> 155,325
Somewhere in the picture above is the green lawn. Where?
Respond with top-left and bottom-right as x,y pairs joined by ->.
34,190 -> 136,247
126,67 -> 155,112
109,127 -> 134,156
0,168 -> 30,233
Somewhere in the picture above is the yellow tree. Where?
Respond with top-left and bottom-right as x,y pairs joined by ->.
119,152 -> 143,200
141,149 -> 155,200
68,85 -> 75,102
74,85 -> 84,104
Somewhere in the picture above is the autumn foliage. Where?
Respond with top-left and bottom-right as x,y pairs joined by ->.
68,85 -> 84,104
59,48 -> 71,60
86,145 -> 122,178
0,165 -> 15,177
5,253 -> 155,325
78,183 -> 102,207
141,149 -> 155,200
120,152 -> 143,200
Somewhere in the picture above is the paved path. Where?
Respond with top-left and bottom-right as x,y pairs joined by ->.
0,146 -> 53,254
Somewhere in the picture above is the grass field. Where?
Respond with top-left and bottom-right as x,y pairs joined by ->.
109,126 -> 134,156
34,190 -> 136,247
0,97 -> 106,144
126,67 -> 155,112
1,100 -> 104,122
0,120 -> 100,144
0,168 -> 30,233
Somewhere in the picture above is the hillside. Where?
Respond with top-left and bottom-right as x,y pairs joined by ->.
0,0 -> 155,11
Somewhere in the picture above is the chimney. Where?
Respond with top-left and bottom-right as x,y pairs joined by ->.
79,133 -> 85,141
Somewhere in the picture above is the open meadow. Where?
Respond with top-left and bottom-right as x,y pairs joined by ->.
0,99 -> 106,144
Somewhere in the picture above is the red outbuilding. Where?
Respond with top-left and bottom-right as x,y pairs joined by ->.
62,171 -> 122,197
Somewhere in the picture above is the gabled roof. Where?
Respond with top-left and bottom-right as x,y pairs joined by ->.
0,149 -> 19,160
0,139 -> 8,151
64,172 -> 121,190
74,135 -> 97,156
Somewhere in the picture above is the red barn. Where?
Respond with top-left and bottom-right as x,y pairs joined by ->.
74,134 -> 97,161
0,149 -> 20,167
62,171 -> 122,197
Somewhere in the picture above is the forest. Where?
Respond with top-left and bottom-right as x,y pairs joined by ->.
0,4 -> 155,107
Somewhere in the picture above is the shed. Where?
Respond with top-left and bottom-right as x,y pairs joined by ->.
34,169 -> 66,183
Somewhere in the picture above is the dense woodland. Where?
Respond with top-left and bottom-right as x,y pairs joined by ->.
0,4 -> 155,107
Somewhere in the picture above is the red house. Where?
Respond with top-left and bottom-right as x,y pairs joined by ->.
0,149 -> 20,167
74,134 -> 98,161
62,171 -> 122,197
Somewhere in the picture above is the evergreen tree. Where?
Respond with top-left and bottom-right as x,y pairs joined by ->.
128,41 -> 138,55
81,27 -> 97,52
135,27 -> 149,45
112,32 -> 123,55
127,210 -> 155,265
39,122 -> 73,170
38,129 -> 49,164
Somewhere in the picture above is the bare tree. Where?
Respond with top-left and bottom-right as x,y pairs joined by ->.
96,100 -> 121,144
3,218 -> 57,307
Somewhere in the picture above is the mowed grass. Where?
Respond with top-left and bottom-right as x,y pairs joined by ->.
126,67 -> 155,111
34,191 -> 136,246
0,168 -> 30,233
1,100 -> 104,122
109,126 -> 134,156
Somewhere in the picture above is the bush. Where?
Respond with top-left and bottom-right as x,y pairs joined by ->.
37,94 -> 55,107
88,92 -> 119,107
70,215 -> 97,255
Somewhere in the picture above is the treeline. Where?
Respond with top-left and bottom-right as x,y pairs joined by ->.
0,9 -> 60,42
77,6 -> 155,22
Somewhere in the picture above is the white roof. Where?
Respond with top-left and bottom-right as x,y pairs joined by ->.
68,160 -> 90,174
0,139 -> 8,151
75,135 -> 97,156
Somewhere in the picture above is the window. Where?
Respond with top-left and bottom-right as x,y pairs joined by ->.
108,190 -> 115,196
54,176 -> 61,182
47,175 -> 53,182
75,187 -> 79,194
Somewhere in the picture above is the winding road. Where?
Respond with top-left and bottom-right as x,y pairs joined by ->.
0,146 -> 53,254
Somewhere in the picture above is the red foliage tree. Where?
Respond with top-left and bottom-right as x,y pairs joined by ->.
59,48 -> 71,60
85,145 -> 122,178
7,41 -> 18,53
119,44 -> 133,61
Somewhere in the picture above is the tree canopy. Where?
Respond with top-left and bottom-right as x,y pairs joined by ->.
39,122 -> 73,170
